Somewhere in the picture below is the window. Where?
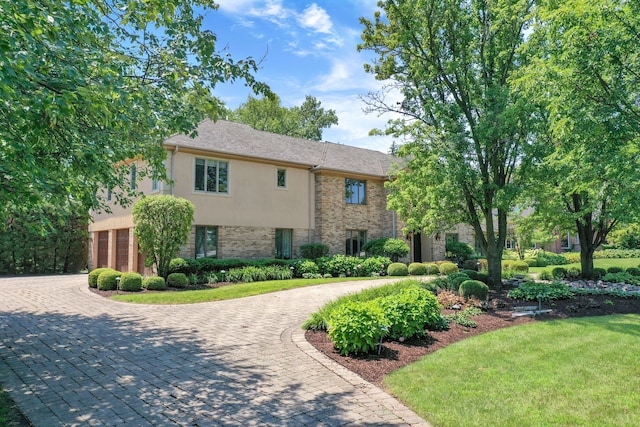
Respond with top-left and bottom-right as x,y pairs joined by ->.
346,230 -> 367,256
195,226 -> 218,258
275,229 -> 293,259
130,164 -> 137,190
106,188 -> 112,202
345,178 -> 366,204
277,168 -> 287,188
151,178 -> 159,192
195,158 -> 228,194
561,233 -> 572,249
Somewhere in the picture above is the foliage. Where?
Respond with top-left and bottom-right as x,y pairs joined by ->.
507,282 -> 575,301
0,201 -> 88,274
362,0 -> 537,288
97,270 -> 121,291
511,261 -> 530,273
602,272 -> 640,286
423,263 -> 440,275
327,300 -> 388,356
169,258 -> 199,275
594,249 -> 640,259
361,256 -> 391,276
387,263 -> 408,276
226,265 -> 293,283
133,196 -> 194,279
408,263 -> 427,276
143,276 -> 166,291
299,243 -> 329,260
442,307 -> 482,328
459,280 -> 489,301
607,267 -> 623,274
324,255 -> 360,277
362,238 -> 410,262
438,262 -> 459,275
626,267 -> 640,277
592,268 -> 607,279
380,287 -> 441,340
230,95 -> 338,141
551,267 -> 568,279
461,270 -> 479,280
295,260 -> 319,277
0,0 -> 268,220
88,268 -> 114,288
119,273 -> 142,292
445,241 -> 475,263
167,273 -> 188,289
608,224 -> 640,250
436,290 -> 465,309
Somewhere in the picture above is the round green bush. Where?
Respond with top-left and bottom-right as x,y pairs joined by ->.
607,266 -> 623,274
476,272 -> 489,284
387,263 -> 409,276
459,280 -> 489,300
88,268 -> 115,288
97,270 -> 121,291
296,259 -> 319,276
328,300 -> 387,355
423,263 -> 440,275
591,267 -> 607,279
524,258 -> 537,267
408,262 -> 427,275
438,262 -> 459,275
143,276 -> 167,290
380,287 -> 441,340
118,272 -> 142,292
451,274 -> 470,289
626,267 -> 640,276
502,260 -> 514,270
167,272 -> 188,288
461,269 -> 479,280
511,261 -> 529,273
551,266 -> 567,279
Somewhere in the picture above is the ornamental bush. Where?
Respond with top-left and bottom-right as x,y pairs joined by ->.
507,282 -> 574,301
143,276 -> 166,290
97,270 -> 121,291
167,272 -> 188,288
459,280 -> 489,300
119,272 -> 143,292
328,300 -> 387,356
387,262 -> 408,276
551,266 -> 568,279
461,269 -> 479,280
626,267 -> 640,276
591,267 -> 607,279
88,268 -> 115,288
439,262 -> 459,275
380,287 -> 441,340
362,256 -> 391,276
511,260 -> 529,273
607,266 -> 623,274
296,259 -> 319,276
408,262 -> 427,275
423,263 -> 440,275
299,243 -> 329,260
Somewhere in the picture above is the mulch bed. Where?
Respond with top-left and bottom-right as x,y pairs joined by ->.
305,289 -> 640,385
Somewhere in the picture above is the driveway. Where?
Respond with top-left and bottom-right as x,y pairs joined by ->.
0,275 -> 429,426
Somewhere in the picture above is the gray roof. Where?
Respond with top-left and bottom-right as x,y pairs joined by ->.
164,119 -> 398,178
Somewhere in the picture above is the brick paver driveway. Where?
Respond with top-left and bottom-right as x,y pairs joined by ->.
0,275 -> 429,426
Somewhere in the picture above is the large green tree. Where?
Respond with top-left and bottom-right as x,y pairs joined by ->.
230,94 -> 338,141
133,195 -> 194,279
517,0 -> 640,278
0,0 -> 268,220
359,0 -> 536,287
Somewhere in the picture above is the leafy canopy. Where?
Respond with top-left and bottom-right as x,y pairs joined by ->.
0,0 -> 269,220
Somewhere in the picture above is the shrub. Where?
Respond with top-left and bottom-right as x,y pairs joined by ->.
566,267 -> 581,279
446,241 -> 475,262
118,272 -> 142,292
382,238 -> 410,262
511,261 -> 529,273
476,272 -> 489,284
88,268 -> 115,288
361,256 -> 391,276
591,267 -> 607,279
551,267 -> 568,279
450,274 -> 470,289
538,269 -> 553,280
461,269 -> 479,280
626,267 -> 640,276
143,276 -> 166,290
325,255 -> 360,277
300,243 -> 329,260
507,282 -> 574,301
524,258 -> 537,267
167,273 -> 188,288
380,287 -> 441,340
328,300 -> 387,356
607,266 -> 624,274
436,290 -> 465,309
423,263 -> 440,275
97,270 -> 121,291
439,262 -> 459,275
408,262 -> 427,275
296,260 -> 319,276
387,262 -> 408,276
362,237 -> 388,257
462,259 -> 482,271
459,280 -> 489,300
603,272 -> 639,285
168,257 -> 199,275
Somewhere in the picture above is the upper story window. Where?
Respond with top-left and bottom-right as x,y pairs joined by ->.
130,164 -> 137,190
345,178 -> 366,204
151,178 -> 159,192
195,158 -> 228,194
277,168 -> 287,188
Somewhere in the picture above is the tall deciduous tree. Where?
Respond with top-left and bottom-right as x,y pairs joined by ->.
359,0 -> 536,287
133,196 -> 194,279
0,0 -> 269,221
230,94 -> 338,141
517,0 -> 640,278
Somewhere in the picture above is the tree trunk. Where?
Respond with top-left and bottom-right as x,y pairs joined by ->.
580,245 -> 595,279
486,244 -> 503,290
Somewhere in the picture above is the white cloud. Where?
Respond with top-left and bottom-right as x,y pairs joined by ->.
297,3 -> 333,34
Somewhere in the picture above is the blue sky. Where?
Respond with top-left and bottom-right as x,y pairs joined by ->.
203,1 -> 397,153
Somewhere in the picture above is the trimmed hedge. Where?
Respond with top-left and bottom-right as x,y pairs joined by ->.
408,262 -> 427,275
459,280 -> 489,300
439,262 -> 459,275
388,262 -> 409,276
143,276 -> 166,290
119,272 -> 142,292
97,270 -> 121,291
167,273 -> 188,288
423,263 -> 440,275
88,268 -> 115,288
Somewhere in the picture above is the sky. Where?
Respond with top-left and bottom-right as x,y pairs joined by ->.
201,0 -> 398,153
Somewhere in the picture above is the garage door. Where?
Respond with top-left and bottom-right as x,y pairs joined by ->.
97,231 -> 109,268
116,229 -> 129,272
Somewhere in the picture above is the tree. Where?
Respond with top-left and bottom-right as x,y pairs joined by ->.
517,0 -> 640,278
133,196 -> 194,279
0,0 -> 269,221
359,0 -> 536,287
230,94 -> 338,140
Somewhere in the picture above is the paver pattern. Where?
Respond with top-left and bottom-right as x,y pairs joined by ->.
0,275 -> 429,426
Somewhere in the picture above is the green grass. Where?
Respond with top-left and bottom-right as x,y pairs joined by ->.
110,277 -> 376,304
0,387 -> 29,427
384,314 -> 640,427
529,257 -> 640,274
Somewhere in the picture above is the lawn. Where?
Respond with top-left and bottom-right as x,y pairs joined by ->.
384,314 -> 640,427
529,257 -> 640,274
110,276 -> 376,304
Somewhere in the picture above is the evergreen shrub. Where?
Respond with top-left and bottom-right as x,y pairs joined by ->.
119,272 -> 142,292
438,262 -> 459,275
88,268 -> 115,288
167,273 -> 188,288
143,276 -> 166,290
387,262 -> 408,276
423,263 -> 440,275
97,270 -> 121,291
459,280 -> 489,300
408,262 -> 427,275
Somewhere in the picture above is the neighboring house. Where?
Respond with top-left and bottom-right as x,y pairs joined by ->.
89,119 -> 419,273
